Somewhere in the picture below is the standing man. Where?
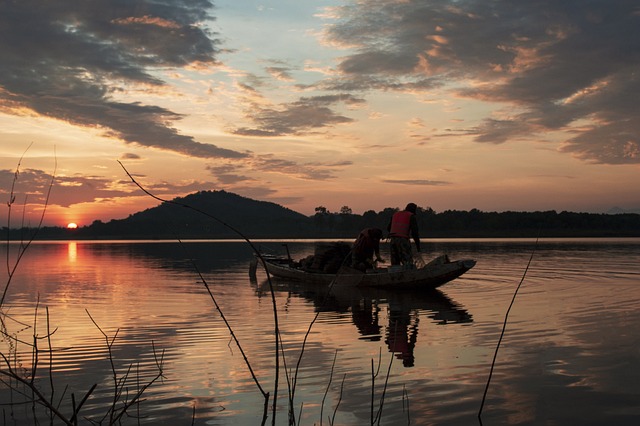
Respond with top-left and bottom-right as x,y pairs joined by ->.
387,203 -> 421,268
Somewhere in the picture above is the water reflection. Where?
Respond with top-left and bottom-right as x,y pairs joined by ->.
2,239 -> 639,425
67,241 -> 77,262
254,278 -> 472,367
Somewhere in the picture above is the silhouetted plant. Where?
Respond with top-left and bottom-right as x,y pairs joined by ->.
1,151 -> 164,425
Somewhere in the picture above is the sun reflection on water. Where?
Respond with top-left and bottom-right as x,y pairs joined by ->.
67,241 -> 77,262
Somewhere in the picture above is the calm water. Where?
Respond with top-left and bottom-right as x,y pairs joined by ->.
1,238 -> 639,425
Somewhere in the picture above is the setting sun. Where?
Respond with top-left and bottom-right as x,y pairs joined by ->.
67,222 -> 78,229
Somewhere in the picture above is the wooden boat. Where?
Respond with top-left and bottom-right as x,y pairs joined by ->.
251,253 -> 476,290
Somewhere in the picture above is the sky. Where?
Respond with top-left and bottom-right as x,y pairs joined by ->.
1,0 -> 639,228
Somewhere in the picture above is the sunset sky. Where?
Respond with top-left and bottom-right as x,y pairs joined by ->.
1,0 -> 639,227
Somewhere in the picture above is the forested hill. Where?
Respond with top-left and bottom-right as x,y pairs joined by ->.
75,190 -> 313,239
16,190 -> 640,239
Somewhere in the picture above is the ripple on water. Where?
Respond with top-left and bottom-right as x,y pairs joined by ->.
2,239 -> 640,425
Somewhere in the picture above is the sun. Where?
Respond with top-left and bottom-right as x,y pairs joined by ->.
67,222 -> 78,229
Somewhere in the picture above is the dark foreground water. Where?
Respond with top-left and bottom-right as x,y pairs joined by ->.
1,238 -> 639,425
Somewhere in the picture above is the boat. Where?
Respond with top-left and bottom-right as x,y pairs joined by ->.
251,251 -> 476,290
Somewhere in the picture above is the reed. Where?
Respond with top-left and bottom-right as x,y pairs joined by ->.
1,144 -> 55,309
118,161 -> 279,424
1,153 -> 163,425
477,232 -> 539,424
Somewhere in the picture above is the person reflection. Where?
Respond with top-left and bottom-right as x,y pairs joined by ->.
351,298 -> 419,367
351,298 -> 381,341
385,306 -> 418,367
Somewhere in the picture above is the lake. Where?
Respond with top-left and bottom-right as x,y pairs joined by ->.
1,238 -> 639,425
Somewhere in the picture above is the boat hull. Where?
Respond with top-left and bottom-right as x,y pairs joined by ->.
257,255 -> 476,290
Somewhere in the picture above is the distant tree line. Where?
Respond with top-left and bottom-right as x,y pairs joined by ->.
309,206 -> 640,238
5,191 -> 640,240
33,209 -> 640,239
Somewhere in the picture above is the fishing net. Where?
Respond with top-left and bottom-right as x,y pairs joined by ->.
413,252 -> 426,268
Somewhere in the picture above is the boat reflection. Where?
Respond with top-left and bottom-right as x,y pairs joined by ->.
253,278 -> 472,367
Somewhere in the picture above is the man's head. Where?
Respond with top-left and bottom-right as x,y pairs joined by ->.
405,203 -> 417,214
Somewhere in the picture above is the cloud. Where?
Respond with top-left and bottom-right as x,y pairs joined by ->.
382,179 -> 451,186
232,94 -> 365,136
0,166 -> 224,211
251,154 -> 351,180
207,164 -> 257,184
0,168 -> 127,208
266,66 -> 295,82
322,0 -> 640,164
207,156 -> 353,184
0,0 -> 247,160
120,153 -> 142,160
471,119 -> 535,145
300,75 -> 441,93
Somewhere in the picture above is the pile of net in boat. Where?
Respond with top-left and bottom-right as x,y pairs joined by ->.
298,242 -> 351,274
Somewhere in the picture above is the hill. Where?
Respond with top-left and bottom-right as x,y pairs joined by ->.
76,190 -> 314,239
